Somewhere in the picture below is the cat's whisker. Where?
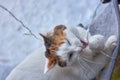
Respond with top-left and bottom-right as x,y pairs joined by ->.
61,69 -> 66,79
79,56 -> 96,75
77,57 -> 87,70
81,56 -> 103,65
77,57 -> 89,80
100,51 -> 115,59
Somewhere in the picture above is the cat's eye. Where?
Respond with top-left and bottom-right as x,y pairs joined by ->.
68,52 -> 73,61
66,39 -> 71,46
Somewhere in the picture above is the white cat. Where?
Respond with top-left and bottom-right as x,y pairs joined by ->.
6,25 -> 117,80
41,25 -> 117,80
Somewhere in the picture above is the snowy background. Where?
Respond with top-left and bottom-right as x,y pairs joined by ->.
0,0 -> 101,80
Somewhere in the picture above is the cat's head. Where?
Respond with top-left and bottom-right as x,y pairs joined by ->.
40,25 -> 84,73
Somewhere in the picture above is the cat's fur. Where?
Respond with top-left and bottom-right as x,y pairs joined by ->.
40,25 -> 117,80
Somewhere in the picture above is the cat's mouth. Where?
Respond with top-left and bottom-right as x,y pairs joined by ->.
80,39 -> 88,49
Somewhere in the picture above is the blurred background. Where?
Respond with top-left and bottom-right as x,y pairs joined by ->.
0,0 -> 119,80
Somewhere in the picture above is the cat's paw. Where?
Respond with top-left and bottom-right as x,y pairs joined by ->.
89,34 -> 105,51
105,35 -> 117,51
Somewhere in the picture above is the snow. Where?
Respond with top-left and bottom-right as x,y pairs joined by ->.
0,0 -> 99,80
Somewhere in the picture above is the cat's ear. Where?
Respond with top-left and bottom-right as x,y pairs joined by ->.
39,33 -> 51,49
39,33 -> 50,44
40,33 -> 48,40
39,33 -> 48,43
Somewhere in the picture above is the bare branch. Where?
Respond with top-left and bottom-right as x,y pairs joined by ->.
0,4 -> 40,40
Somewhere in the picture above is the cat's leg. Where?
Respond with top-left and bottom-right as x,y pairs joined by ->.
87,35 -> 117,79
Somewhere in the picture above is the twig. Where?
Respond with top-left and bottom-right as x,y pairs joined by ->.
0,4 -> 40,40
